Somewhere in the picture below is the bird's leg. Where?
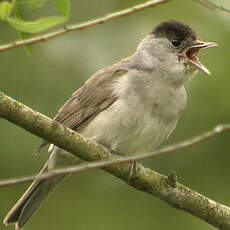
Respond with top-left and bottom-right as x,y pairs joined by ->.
111,150 -> 137,183
129,161 -> 137,182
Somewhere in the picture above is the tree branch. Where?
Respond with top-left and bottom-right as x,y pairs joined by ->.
0,0 -> 170,52
1,93 -> 230,229
0,122 -> 229,187
195,0 -> 230,15
0,0 -> 228,53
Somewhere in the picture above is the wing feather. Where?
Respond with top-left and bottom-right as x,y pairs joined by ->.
54,68 -> 128,130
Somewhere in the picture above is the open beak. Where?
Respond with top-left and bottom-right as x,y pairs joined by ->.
185,41 -> 218,75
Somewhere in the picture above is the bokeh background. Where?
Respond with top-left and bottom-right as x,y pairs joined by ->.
0,0 -> 230,229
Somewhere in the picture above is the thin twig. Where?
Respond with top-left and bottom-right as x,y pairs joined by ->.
0,124 -> 229,187
0,0 -> 170,52
1,92 -> 230,229
195,0 -> 230,15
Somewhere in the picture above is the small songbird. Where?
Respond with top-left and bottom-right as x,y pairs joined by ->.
3,20 -> 217,229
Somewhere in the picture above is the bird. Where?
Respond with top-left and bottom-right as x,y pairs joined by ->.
3,20 -> 217,229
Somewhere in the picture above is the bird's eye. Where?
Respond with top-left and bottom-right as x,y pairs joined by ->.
171,39 -> 181,47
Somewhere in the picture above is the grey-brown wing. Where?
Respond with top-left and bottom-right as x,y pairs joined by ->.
54,68 -> 128,131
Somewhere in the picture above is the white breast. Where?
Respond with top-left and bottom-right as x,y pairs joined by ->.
79,70 -> 187,155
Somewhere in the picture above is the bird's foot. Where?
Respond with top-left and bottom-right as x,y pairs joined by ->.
128,161 -> 137,184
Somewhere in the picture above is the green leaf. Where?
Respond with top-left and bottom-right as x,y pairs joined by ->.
7,16 -> 67,33
14,3 -> 33,54
18,31 -> 33,54
24,0 -> 47,10
0,1 -> 12,20
53,0 -> 70,17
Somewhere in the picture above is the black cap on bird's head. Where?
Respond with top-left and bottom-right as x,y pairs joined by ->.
153,20 -> 198,42
152,20 -> 217,76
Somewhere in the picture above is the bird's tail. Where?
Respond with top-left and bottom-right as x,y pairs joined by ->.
3,146 -> 78,229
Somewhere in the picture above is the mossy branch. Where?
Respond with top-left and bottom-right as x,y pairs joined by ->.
1,92 -> 230,229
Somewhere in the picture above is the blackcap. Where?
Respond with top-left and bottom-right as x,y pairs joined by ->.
3,20 -> 217,229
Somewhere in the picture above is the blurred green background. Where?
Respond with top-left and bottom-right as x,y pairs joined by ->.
0,0 -> 230,229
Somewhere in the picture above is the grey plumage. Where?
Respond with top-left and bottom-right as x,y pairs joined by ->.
3,20 -> 216,229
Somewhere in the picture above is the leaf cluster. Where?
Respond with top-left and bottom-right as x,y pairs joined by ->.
0,0 -> 70,52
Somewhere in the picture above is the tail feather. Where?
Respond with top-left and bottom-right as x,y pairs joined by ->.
4,165 -> 67,229
3,147 -> 76,229
3,164 -> 48,225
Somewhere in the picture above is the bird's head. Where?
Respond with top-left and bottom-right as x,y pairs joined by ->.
136,21 -> 217,84
153,20 -> 217,75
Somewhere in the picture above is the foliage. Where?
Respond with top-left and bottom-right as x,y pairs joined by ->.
0,0 -> 70,53
0,0 -> 70,51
